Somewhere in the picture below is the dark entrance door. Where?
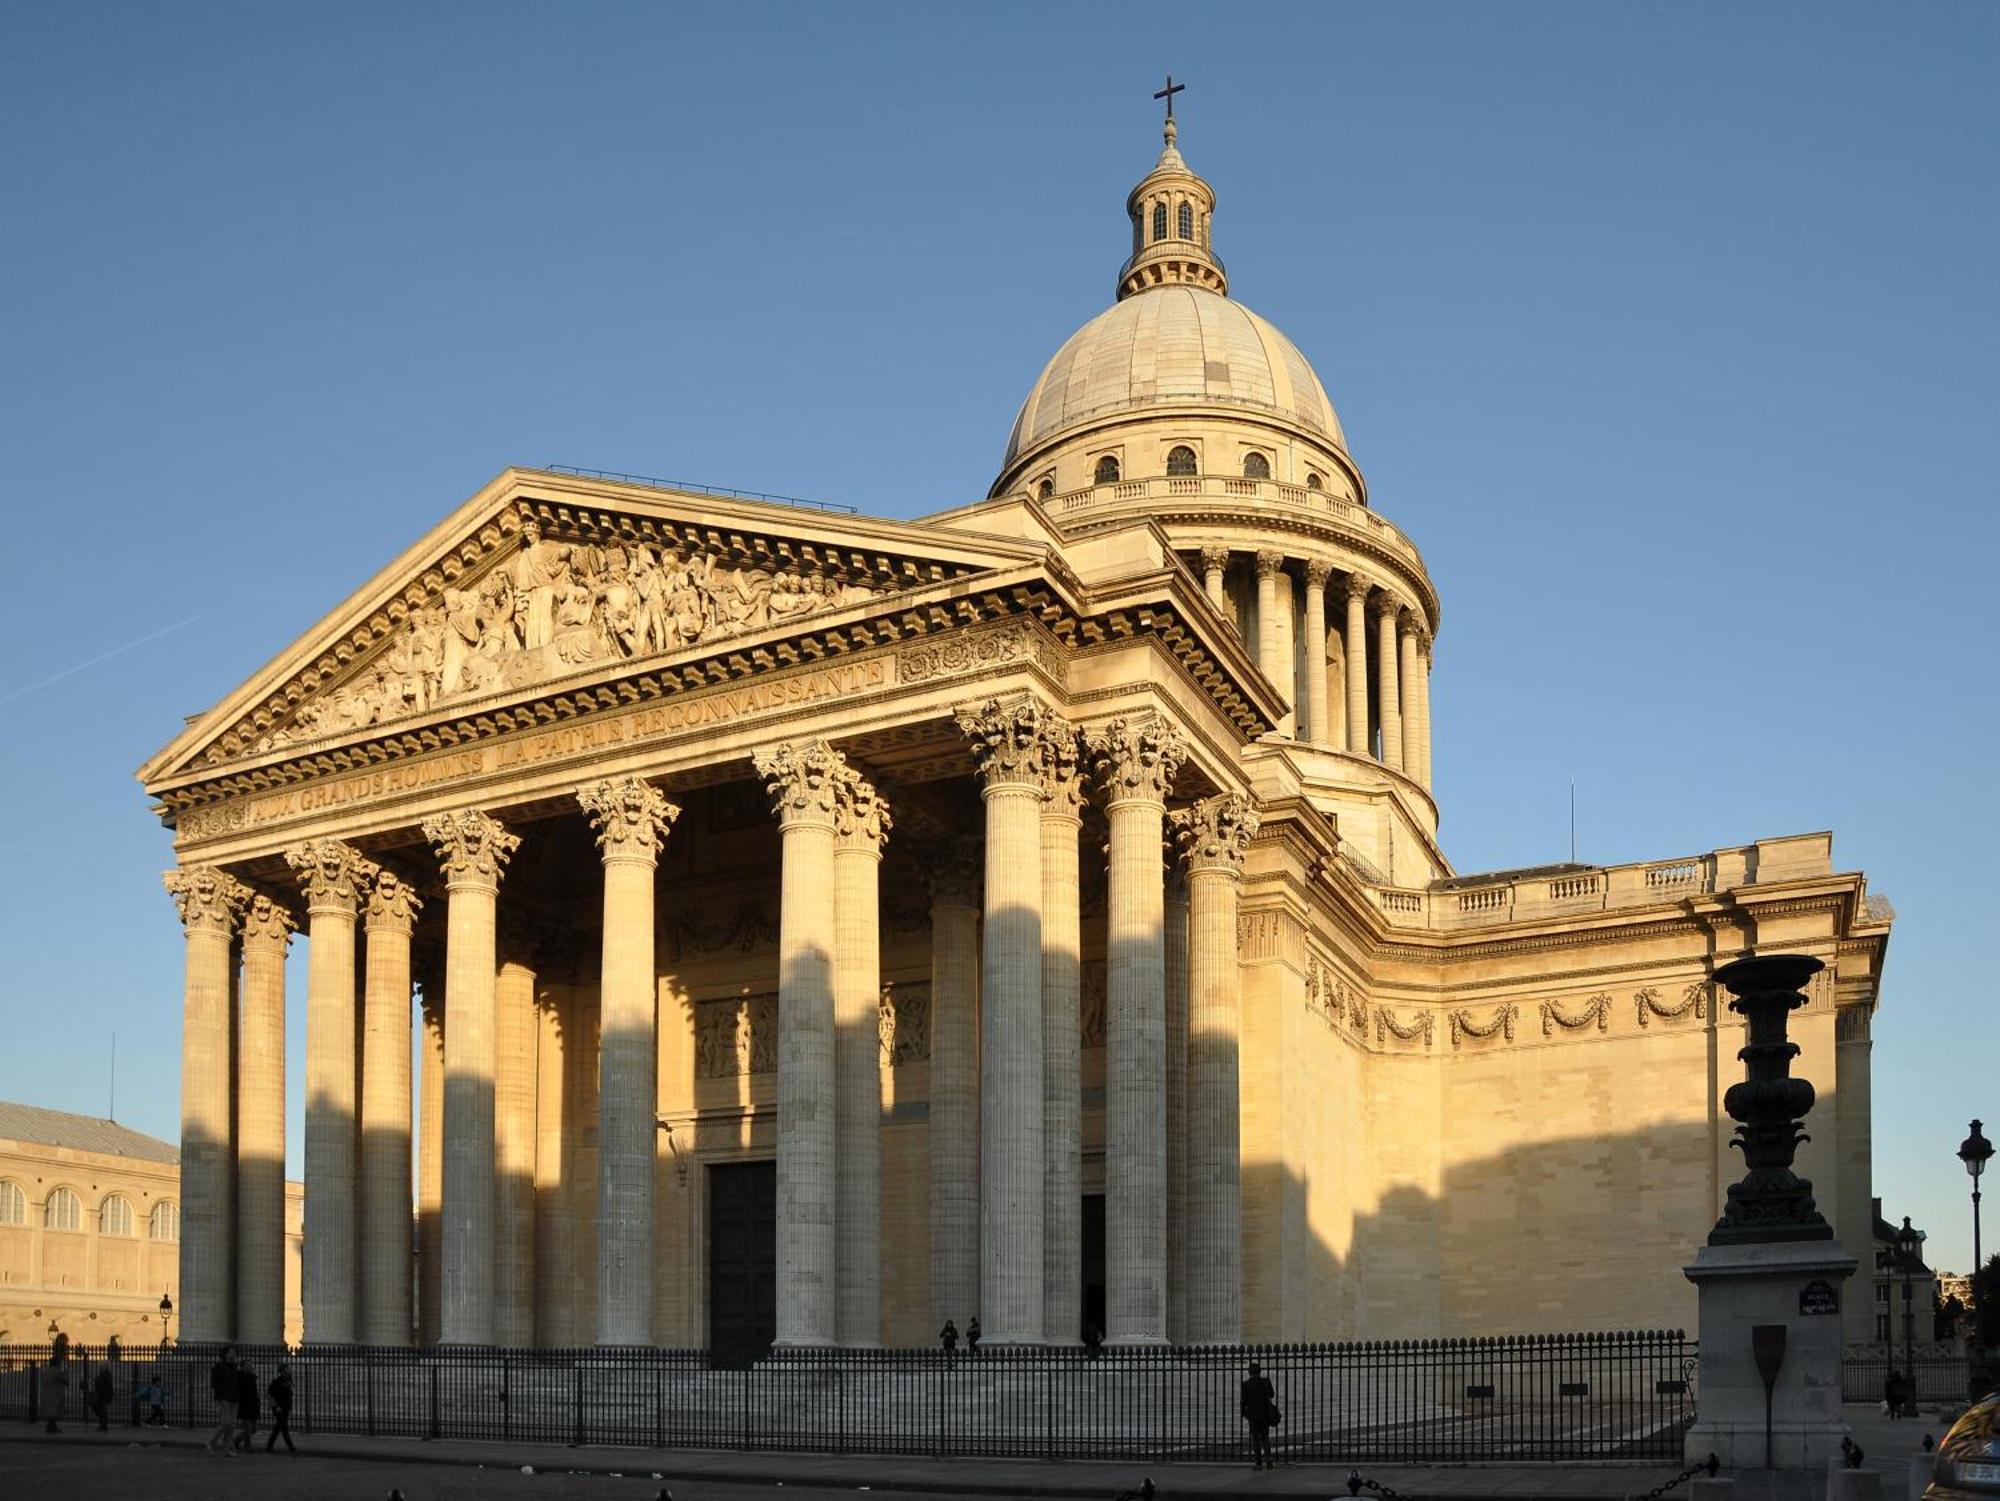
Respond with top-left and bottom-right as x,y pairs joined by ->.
708,1159 -> 776,1368
1082,1192 -> 1106,1343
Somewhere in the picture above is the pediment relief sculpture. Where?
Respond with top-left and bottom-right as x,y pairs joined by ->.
250,525 -> 885,759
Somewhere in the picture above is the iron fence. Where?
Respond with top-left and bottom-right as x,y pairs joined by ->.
2,1329 -> 1695,1464
1841,1352 -> 1972,1404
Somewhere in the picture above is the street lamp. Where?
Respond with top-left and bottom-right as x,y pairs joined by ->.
1960,1120 -> 1993,1297
1897,1216 -> 1926,1405
158,1293 -> 173,1350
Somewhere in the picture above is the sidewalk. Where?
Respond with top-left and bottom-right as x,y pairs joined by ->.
0,1404 -> 1955,1501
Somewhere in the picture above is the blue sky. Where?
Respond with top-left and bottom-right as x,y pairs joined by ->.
2,4 -> 1994,1274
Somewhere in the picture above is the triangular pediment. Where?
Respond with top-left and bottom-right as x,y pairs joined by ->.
141,467 -> 1063,791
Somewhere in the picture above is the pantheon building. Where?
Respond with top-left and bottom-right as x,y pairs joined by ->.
141,116 -> 1892,1360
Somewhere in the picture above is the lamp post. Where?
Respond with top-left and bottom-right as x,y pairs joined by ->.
158,1293 -> 173,1350
1897,1216 -> 1925,1402
1960,1120 -> 1993,1293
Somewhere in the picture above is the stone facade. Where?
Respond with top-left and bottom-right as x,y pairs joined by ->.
137,116 -> 1892,1351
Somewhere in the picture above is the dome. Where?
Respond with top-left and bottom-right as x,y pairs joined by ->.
1000,287 -> 1347,475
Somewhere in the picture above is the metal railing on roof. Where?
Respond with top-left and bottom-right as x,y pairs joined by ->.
541,464 -> 858,515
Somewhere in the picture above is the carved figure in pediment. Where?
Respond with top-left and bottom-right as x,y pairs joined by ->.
510,520 -> 571,650
625,543 -> 668,656
597,548 -> 644,657
716,565 -> 774,631
768,570 -> 818,622
552,563 -> 611,666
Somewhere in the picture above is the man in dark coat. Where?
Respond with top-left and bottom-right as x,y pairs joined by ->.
939,1320 -> 959,1353
1241,1360 -> 1278,1470
232,1364 -> 261,1452
38,1349 -> 69,1434
266,1364 -> 296,1453
88,1362 -> 114,1431
206,1346 -> 239,1454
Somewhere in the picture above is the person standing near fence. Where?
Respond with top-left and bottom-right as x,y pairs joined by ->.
38,1347 -> 70,1434
265,1363 -> 296,1454
1241,1360 -> 1278,1470
88,1361 -> 113,1431
939,1319 -> 958,1353
205,1346 -> 240,1454
232,1363 -> 261,1452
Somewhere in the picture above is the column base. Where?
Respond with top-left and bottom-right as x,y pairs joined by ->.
1105,1334 -> 1172,1348
770,1337 -> 837,1350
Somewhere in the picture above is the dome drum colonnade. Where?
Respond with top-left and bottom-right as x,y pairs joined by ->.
163,700 -> 1259,1351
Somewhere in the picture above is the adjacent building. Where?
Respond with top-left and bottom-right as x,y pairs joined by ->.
139,113 -> 1893,1357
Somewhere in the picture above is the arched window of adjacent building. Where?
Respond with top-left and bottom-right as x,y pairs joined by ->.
1152,203 -> 1167,243
149,1200 -> 180,1242
1037,477 -> 1055,500
1166,445 -> 1197,476
1094,454 -> 1121,485
99,1194 -> 134,1237
0,1181 -> 24,1225
1243,452 -> 1272,480
1178,201 -> 1194,240
45,1187 -> 80,1232
1305,471 -> 1324,490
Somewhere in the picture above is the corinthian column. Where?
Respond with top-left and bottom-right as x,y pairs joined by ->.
1399,612 -> 1423,776
755,740 -> 846,1347
1087,713 -> 1188,1345
958,695 -> 1066,1344
1040,729 -> 1085,1346
1199,545 -> 1230,617
1172,793 -> 1258,1343
1163,866 -> 1189,1342
360,870 -> 420,1345
1302,560 -> 1332,745
237,893 -> 293,1345
578,776 -> 679,1346
166,866 -> 248,1345
924,836 -> 981,1331
1344,574 -> 1372,757
1414,631 -> 1435,789
285,838 -> 379,1344
832,767 -> 890,1346
420,810 -> 520,1345
1254,551 -> 1286,728
1375,596 -> 1403,773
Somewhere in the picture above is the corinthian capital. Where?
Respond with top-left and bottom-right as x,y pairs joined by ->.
956,694 -> 1070,792
1304,558 -> 1334,589
283,839 -> 380,912
364,868 -> 424,932
163,865 -> 250,936
420,810 -> 520,888
1087,713 -> 1188,808
754,739 -> 847,829
1254,550 -> 1285,580
577,776 -> 681,864
1372,591 -> 1405,621
1172,792 -> 1260,875
1344,572 -> 1373,604
1198,544 -> 1231,574
1039,718 -> 1087,821
240,892 -> 296,949
833,767 -> 893,852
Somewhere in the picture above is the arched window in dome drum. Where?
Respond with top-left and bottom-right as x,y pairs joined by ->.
1166,445 -> 1197,476
1038,477 -> 1054,500
1152,203 -> 1167,244
1094,454 -> 1121,485
1243,452 -> 1272,480
45,1187 -> 80,1232
1306,471 -> 1324,490
150,1200 -> 180,1241
100,1194 -> 133,1237
1178,202 -> 1194,240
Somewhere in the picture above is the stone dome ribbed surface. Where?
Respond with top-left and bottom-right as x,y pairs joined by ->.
1002,286 -> 1346,470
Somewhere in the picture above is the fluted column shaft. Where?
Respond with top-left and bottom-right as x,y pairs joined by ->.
1163,874 -> 1190,1343
167,867 -> 247,1345
1200,545 -> 1229,616
416,985 -> 444,1345
286,839 -> 377,1345
423,811 -> 520,1345
1414,633 -> 1434,789
236,895 -> 291,1345
1254,552 -> 1286,733
492,954 -> 537,1346
1090,715 -> 1188,1345
1344,577 -> 1372,757
360,873 -> 419,1345
960,697 -> 1062,1345
1302,562 -> 1331,746
926,841 -> 981,1329
1376,599 -> 1403,772
1040,754 -> 1085,1347
833,771 -> 889,1347
1175,795 -> 1258,1343
1399,616 -> 1422,776
757,741 -> 845,1347
579,777 -> 678,1346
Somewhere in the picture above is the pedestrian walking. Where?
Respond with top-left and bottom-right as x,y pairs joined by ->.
137,1373 -> 168,1427
966,1316 -> 982,1353
38,1348 -> 70,1434
88,1361 -> 114,1431
265,1364 -> 296,1454
1241,1360 -> 1279,1470
205,1346 -> 239,1454
233,1363 -> 261,1452
938,1319 -> 959,1353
